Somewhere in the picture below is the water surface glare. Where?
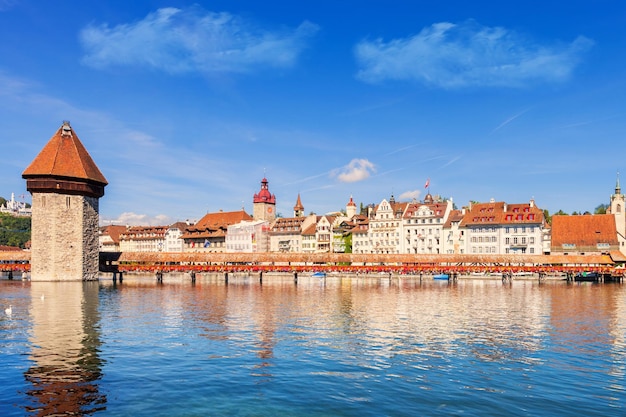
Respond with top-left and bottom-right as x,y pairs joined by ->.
1,274 -> 625,416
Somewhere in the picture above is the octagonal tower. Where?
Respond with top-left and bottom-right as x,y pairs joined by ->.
22,122 -> 108,281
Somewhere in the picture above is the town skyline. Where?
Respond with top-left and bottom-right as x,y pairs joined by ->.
1,2 -> 625,225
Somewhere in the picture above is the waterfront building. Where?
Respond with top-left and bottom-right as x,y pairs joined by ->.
164,222 -> 190,252
181,210 -> 252,252
442,209 -> 465,254
119,226 -> 168,252
301,221 -> 317,253
402,194 -> 453,254
550,214 -> 619,255
332,218 -> 355,253
99,225 -> 126,252
226,220 -> 270,253
460,199 -> 547,255
315,215 -> 335,253
253,177 -> 276,222
22,121 -> 107,281
349,215 -> 370,254
368,195 -> 407,254
0,193 -> 31,217
270,214 -> 316,252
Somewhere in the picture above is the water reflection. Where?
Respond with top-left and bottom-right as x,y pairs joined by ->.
25,282 -> 105,416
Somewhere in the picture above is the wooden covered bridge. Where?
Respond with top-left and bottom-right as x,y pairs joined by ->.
2,251 -> 625,282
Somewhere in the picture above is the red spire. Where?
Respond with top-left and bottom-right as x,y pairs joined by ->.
253,177 -> 276,204
347,195 -> 356,207
294,193 -> 304,211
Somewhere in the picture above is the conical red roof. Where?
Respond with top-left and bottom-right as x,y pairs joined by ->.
22,122 -> 107,185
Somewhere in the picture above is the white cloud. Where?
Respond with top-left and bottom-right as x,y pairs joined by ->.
355,20 -> 593,88
101,212 -> 174,226
399,190 -> 421,200
80,6 -> 319,74
333,159 -> 376,183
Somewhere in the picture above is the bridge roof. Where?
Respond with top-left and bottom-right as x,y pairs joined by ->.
114,252 -> 615,266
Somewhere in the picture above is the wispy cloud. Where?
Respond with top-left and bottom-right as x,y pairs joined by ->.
440,156 -> 461,169
80,6 -> 319,74
332,159 -> 376,183
490,109 -> 531,134
101,212 -> 174,226
399,190 -> 421,200
0,70 -> 238,221
355,20 -> 593,88
0,0 -> 19,12
384,143 -> 422,156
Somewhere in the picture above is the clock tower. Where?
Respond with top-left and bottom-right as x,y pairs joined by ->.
253,177 -> 276,222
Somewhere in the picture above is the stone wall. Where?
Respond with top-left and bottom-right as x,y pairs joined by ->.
30,193 -> 100,281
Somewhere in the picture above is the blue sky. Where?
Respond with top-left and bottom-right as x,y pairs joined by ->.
1,1 -> 625,225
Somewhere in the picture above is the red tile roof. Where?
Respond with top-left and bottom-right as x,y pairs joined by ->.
462,201 -> 544,226
182,210 -> 252,239
100,225 -> 127,244
551,214 -> 618,250
22,122 -> 107,185
302,222 -> 317,236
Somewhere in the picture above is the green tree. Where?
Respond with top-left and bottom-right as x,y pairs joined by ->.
0,213 -> 31,248
543,209 -> 552,225
595,204 -> 608,214
343,234 -> 352,254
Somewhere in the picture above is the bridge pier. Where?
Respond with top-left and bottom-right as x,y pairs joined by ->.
538,272 -> 545,283
225,272 -> 228,284
156,271 -> 163,282
259,271 -> 263,284
190,271 -> 196,283
294,272 -> 298,284
8,270 -> 13,280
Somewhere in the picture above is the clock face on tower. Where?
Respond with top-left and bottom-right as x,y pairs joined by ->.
267,206 -> 273,214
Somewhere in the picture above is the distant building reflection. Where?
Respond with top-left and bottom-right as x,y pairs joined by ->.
25,282 -> 105,416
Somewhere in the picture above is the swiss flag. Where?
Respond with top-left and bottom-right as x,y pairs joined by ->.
424,178 -> 430,189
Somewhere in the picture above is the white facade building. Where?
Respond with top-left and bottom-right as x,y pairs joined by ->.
226,220 -> 270,253
402,196 -> 453,254
368,197 -> 407,254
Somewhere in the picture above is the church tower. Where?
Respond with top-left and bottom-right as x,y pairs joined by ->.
346,195 -> 357,219
253,177 -> 276,222
22,122 -> 108,281
293,193 -> 304,217
609,172 -> 626,251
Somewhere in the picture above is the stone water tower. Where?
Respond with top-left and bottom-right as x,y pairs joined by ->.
22,122 -> 108,281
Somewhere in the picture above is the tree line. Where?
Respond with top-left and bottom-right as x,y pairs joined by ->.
0,212 -> 31,248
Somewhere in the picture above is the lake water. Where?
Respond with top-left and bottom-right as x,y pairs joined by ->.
1,273 -> 625,416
